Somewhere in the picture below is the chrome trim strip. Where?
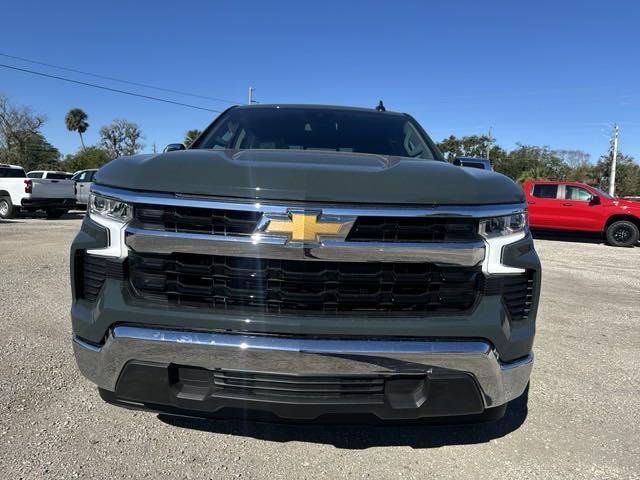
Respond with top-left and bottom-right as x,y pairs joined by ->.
111,326 -> 492,354
92,184 -> 526,219
72,327 -> 533,408
125,226 -> 486,265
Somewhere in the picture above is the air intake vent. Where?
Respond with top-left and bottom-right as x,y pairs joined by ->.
74,252 -> 125,302
213,370 -> 385,400
501,271 -> 534,321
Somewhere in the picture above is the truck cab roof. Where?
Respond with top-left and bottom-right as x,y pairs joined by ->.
232,103 -> 408,117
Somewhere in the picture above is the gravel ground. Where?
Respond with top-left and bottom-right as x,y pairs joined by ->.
1,214 -> 639,479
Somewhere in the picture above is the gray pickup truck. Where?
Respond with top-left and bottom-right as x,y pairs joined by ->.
70,104 -> 540,422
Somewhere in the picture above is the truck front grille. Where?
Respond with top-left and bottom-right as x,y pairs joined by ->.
133,205 -> 478,243
133,205 -> 261,236
128,252 -> 482,314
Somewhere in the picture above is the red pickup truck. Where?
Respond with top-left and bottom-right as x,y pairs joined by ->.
523,180 -> 640,247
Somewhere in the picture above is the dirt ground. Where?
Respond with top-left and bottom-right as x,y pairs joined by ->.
1,215 -> 639,479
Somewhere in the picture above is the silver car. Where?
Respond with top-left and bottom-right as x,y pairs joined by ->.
71,169 -> 98,206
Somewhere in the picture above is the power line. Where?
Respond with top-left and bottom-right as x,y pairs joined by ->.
0,52 -> 241,105
0,63 -> 224,113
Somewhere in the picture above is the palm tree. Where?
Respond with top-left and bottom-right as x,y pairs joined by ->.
184,129 -> 202,148
517,165 -> 553,183
65,108 -> 89,149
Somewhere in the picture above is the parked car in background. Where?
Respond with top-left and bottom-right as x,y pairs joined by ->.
27,170 -> 74,180
453,157 -> 493,170
71,169 -> 98,206
523,180 -> 640,247
0,164 -> 76,219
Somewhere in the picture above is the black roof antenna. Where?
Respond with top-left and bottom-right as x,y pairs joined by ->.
376,100 -> 386,112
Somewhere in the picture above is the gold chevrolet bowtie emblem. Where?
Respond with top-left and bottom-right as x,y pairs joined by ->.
262,212 -> 353,242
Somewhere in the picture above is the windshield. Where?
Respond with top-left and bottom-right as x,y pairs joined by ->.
590,186 -> 614,199
195,107 -> 438,159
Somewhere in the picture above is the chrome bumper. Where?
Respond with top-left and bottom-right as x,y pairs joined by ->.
73,326 -> 532,409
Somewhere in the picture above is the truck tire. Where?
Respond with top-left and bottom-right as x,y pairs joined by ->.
605,220 -> 639,247
0,196 -> 17,219
45,208 -> 68,220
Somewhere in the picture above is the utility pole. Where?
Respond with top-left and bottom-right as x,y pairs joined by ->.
486,127 -> 492,160
609,124 -> 619,196
248,86 -> 255,104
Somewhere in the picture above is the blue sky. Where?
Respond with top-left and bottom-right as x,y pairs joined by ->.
1,0 -> 638,161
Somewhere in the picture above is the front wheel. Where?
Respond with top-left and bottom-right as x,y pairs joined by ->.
45,208 -> 68,220
0,196 -> 17,219
606,220 -> 639,247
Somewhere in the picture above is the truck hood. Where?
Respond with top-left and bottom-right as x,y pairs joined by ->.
95,149 -> 525,205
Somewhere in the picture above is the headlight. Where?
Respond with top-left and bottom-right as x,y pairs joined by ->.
89,193 -> 132,223
479,212 -> 527,238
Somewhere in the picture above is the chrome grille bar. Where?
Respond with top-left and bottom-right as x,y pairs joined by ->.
125,227 -> 486,265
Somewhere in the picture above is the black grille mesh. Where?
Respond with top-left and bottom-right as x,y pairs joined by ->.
129,252 -> 482,314
347,217 -> 478,242
213,370 -> 385,399
134,205 -> 261,236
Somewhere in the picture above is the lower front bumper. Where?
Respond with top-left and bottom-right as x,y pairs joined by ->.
73,326 -> 532,420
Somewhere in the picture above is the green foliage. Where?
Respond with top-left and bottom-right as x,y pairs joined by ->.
62,146 -> 111,172
592,152 -> 640,197
437,134 -> 505,161
65,108 -> 89,149
99,119 -> 144,159
436,134 -> 639,196
184,129 -> 202,148
500,144 -> 569,182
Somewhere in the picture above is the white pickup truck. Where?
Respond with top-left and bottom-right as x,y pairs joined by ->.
0,164 -> 76,219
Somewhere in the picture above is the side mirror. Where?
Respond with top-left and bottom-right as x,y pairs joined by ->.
589,195 -> 601,205
453,157 -> 492,170
164,143 -> 186,153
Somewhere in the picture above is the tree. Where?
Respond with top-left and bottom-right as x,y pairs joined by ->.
99,119 -> 144,159
493,144 -> 569,182
0,95 -> 60,170
62,146 -> 111,172
437,134 -> 507,165
184,129 -> 202,148
555,149 -> 591,169
65,108 -> 89,149
593,151 -> 640,197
